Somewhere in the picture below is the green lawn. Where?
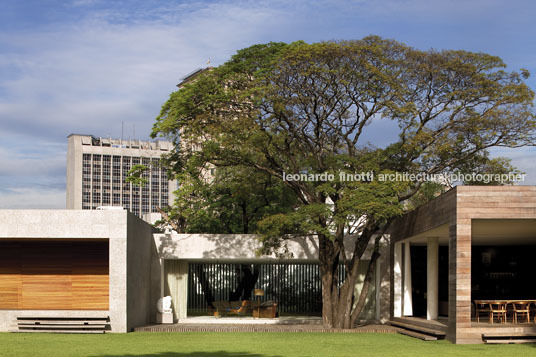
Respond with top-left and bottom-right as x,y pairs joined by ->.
1,332 -> 535,357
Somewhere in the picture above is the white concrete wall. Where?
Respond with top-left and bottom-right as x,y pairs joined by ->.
153,233 -> 377,262
126,214 -> 161,331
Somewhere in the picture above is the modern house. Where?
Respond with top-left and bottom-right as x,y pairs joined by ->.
1,185 -> 535,343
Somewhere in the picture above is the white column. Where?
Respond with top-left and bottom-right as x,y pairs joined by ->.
393,242 -> 402,317
375,259 -> 381,321
427,237 -> 439,320
160,258 -> 165,298
403,242 -> 413,316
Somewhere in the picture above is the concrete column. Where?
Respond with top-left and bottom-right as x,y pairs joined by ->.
393,242 -> 402,317
160,258 -> 165,298
427,237 -> 439,320
375,259 -> 381,321
403,242 -> 413,316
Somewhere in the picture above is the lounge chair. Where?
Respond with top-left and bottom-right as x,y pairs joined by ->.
212,300 -> 252,317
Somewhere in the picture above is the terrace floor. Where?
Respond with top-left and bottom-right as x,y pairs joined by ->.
134,316 -> 396,333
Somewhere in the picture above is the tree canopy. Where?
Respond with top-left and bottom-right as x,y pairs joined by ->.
152,36 -> 535,328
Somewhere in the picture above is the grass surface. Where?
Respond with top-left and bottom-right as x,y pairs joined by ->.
1,332 -> 536,357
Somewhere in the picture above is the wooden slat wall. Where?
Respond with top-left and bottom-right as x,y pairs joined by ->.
0,241 -> 109,310
0,243 -> 21,309
72,244 -> 109,310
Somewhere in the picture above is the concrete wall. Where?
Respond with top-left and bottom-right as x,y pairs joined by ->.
153,233 -> 386,262
126,214 -> 161,331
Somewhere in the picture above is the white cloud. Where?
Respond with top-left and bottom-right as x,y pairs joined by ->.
0,188 -> 65,209
0,2 -> 293,141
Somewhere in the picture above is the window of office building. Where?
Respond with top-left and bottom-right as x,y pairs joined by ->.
112,193 -> 121,206
102,155 -> 111,185
122,156 -> 131,192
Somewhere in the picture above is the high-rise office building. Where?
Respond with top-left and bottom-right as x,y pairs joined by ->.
66,134 -> 177,218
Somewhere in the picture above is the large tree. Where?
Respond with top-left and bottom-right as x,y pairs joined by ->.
152,37 -> 536,328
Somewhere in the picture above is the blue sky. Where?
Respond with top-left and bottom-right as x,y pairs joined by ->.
1,0 -> 536,208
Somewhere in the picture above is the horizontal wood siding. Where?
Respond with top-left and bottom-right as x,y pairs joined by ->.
0,244 -> 20,309
389,188 -> 457,242
0,241 -> 108,310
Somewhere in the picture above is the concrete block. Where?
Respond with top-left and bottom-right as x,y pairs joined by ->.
157,312 -> 173,324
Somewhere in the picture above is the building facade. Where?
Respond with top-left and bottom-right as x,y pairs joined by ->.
66,134 -> 177,218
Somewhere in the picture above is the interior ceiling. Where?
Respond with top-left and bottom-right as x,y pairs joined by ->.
403,224 -> 450,245
405,219 -> 536,246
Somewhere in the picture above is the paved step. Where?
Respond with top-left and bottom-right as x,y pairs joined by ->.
389,320 -> 446,336
391,317 -> 448,333
483,332 -> 536,344
483,333 -> 536,337
395,327 -> 437,341
485,339 -> 536,344
134,323 -> 398,334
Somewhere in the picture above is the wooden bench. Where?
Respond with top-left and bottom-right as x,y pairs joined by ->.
14,317 -> 110,334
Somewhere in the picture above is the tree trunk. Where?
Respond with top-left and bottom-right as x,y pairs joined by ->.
320,256 -> 379,329
229,264 -> 260,301
320,265 -> 336,327
193,265 -> 215,308
318,234 -> 337,327
319,234 -> 381,329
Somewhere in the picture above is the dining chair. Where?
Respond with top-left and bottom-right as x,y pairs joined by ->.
489,302 -> 507,324
513,301 -> 531,324
474,300 -> 490,323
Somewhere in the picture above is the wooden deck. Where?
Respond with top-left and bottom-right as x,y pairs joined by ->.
393,316 -> 536,343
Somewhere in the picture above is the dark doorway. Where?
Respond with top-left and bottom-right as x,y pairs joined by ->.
411,246 -> 427,317
411,245 -> 449,318
472,245 -> 536,300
